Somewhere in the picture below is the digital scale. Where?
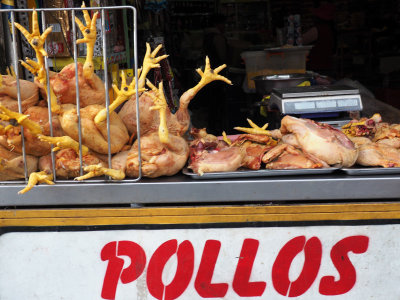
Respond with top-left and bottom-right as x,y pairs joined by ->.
269,85 -> 363,128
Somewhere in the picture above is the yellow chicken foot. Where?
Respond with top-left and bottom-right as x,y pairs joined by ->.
94,69 -> 145,124
0,124 -> 13,135
234,118 -> 272,135
0,104 -> 42,135
138,43 -> 169,89
145,80 -> 169,144
75,2 -> 99,80
20,58 -> 61,113
18,171 -> 54,195
222,131 -> 232,145
14,9 -> 52,67
74,164 -> 125,181
180,56 -> 232,109
38,135 -> 89,156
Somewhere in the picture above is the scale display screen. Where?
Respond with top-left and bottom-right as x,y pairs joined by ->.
281,97 -> 362,114
294,102 -> 315,110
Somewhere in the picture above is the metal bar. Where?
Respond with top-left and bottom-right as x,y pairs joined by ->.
101,9 -> 112,172
2,174 -> 400,205
0,7 -> 135,12
71,10 -> 84,176
10,11 -> 28,181
41,11 -> 57,181
132,6 -> 142,181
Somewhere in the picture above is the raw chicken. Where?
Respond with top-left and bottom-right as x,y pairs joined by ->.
0,144 -> 38,180
59,104 -> 129,154
39,148 -> 106,178
0,75 -> 39,112
341,113 -> 382,138
119,57 -> 232,137
0,106 -> 63,156
356,143 -> 400,168
231,134 -> 275,170
126,131 -> 189,178
373,123 -> 400,148
262,143 -> 330,169
188,128 -> 243,175
49,63 -> 105,107
280,115 -> 358,167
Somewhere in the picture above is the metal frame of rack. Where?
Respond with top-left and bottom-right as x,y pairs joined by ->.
0,6 -> 142,189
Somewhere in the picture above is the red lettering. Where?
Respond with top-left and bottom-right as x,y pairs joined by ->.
195,240 -> 228,298
272,236 -> 322,297
147,240 -> 194,300
319,235 -> 369,295
101,241 -> 146,300
232,238 -> 266,297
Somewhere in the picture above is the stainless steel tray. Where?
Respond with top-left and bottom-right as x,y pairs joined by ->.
182,167 -> 339,180
341,167 -> 400,175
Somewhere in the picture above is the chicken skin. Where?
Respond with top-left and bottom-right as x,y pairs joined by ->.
119,57 -> 232,137
280,115 -> 358,167
126,131 -> 189,178
0,75 -> 39,112
356,143 -> 400,168
262,143 -> 330,169
38,63 -> 106,107
188,129 -> 243,175
39,148 -> 106,178
0,144 -> 38,180
0,106 -> 63,156
59,104 -> 129,154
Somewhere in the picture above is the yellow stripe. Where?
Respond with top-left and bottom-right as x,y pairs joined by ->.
1,0 -> 15,6
1,203 -> 400,227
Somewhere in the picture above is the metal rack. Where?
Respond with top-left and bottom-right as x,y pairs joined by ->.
1,5 -> 143,190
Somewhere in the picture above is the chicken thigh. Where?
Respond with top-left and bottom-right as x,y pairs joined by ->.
356,143 -> 400,168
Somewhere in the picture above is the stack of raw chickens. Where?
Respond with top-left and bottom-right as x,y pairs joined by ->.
1,7 -> 399,195
0,6 -> 232,193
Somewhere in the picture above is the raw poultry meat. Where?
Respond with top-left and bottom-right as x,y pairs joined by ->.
280,115 -> 358,167
341,113 -> 382,138
188,128 -> 243,175
262,143 -> 330,169
0,144 -> 38,180
59,104 -> 129,154
126,131 -> 189,178
373,123 -> 400,148
39,148 -> 106,178
0,106 -> 63,156
231,134 -> 275,170
356,142 -> 400,168
49,63 -> 106,107
0,75 -> 39,112
118,57 -> 232,137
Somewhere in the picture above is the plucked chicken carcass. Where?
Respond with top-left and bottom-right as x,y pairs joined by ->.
47,63 -> 106,107
119,56 -> 232,137
58,104 -> 129,154
188,128 -> 243,175
0,144 -> 38,180
124,81 -> 189,178
356,142 -> 400,168
262,143 -> 330,169
39,148 -> 106,179
0,106 -> 63,156
0,74 -> 39,112
280,115 -> 358,167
